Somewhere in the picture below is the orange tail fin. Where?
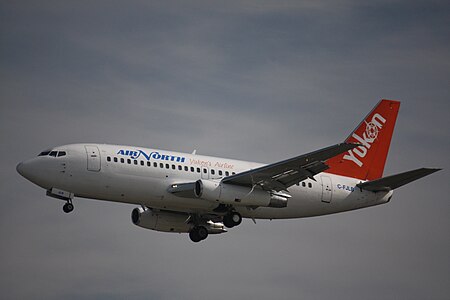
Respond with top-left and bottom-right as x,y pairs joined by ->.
326,99 -> 400,180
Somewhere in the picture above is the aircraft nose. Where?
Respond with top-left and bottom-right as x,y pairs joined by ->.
16,158 -> 54,189
16,160 -> 35,180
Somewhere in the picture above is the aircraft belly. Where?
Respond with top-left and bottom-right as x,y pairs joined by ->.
72,171 -> 215,212
66,170 -> 160,204
67,164 -> 390,219
239,182 -> 390,219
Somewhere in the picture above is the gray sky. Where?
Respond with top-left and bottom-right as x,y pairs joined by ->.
1,1 -> 449,299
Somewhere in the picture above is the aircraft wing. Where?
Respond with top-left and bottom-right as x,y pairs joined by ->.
222,143 -> 359,192
356,168 -> 441,192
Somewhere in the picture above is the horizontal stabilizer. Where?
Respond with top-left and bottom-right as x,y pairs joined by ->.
357,168 -> 441,192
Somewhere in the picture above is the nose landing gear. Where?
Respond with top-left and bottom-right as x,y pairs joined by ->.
46,188 -> 74,213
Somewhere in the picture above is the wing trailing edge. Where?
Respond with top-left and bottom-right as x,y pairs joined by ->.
222,142 -> 360,191
356,168 -> 441,192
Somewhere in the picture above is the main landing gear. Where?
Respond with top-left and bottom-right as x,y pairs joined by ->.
189,226 -> 208,243
62,200 -> 74,213
187,211 -> 241,243
223,211 -> 242,228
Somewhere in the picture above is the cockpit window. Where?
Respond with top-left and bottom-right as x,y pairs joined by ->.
38,150 -> 68,157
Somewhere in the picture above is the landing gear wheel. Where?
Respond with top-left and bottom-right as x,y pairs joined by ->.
189,230 -> 201,243
223,215 -> 234,228
231,211 -> 242,226
223,211 -> 242,228
189,226 -> 208,242
63,202 -> 74,213
196,226 -> 208,240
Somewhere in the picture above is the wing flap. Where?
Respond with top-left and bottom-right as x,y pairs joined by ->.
357,168 -> 441,192
275,161 -> 328,187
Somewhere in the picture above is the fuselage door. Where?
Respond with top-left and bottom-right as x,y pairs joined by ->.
321,176 -> 332,203
85,145 -> 101,172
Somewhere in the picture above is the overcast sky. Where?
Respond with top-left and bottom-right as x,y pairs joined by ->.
1,1 -> 449,299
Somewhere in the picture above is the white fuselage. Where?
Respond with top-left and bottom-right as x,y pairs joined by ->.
18,144 -> 393,219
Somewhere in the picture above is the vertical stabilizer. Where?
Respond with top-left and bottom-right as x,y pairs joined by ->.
326,99 -> 400,180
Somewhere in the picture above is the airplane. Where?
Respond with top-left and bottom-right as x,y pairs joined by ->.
16,100 -> 441,242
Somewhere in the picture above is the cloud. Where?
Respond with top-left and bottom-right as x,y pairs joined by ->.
1,1 -> 449,299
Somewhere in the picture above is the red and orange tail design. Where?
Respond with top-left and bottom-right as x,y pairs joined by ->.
326,99 -> 400,181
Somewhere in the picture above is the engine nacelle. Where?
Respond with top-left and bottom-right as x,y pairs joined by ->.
131,207 -> 226,234
197,179 -> 288,207
132,207 -> 192,233
168,179 -> 289,208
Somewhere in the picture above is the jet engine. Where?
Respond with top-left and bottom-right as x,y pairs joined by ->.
131,207 -> 226,234
168,180 -> 289,208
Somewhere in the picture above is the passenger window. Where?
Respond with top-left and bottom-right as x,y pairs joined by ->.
203,168 -> 207,173
178,165 -> 182,170
308,182 -> 312,188
57,151 -> 66,157
172,164 -> 176,170
114,157 -> 118,162
134,160 -> 138,165
211,169 -> 215,175
49,151 -> 57,157
302,182 -> 306,187
140,161 -> 144,166
184,166 -> 189,171
225,171 -> 229,176
127,159 -> 131,164
160,163 -> 164,168
232,172 -> 236,175
219,170 -> 223,176
166,164 -> 170,169
197,168 -> 200,173
154,162 -> 158,167
191,167 -> 195,172
107,157 -> 111,162
147,161 -> 151,167
121,158 -> 124,163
